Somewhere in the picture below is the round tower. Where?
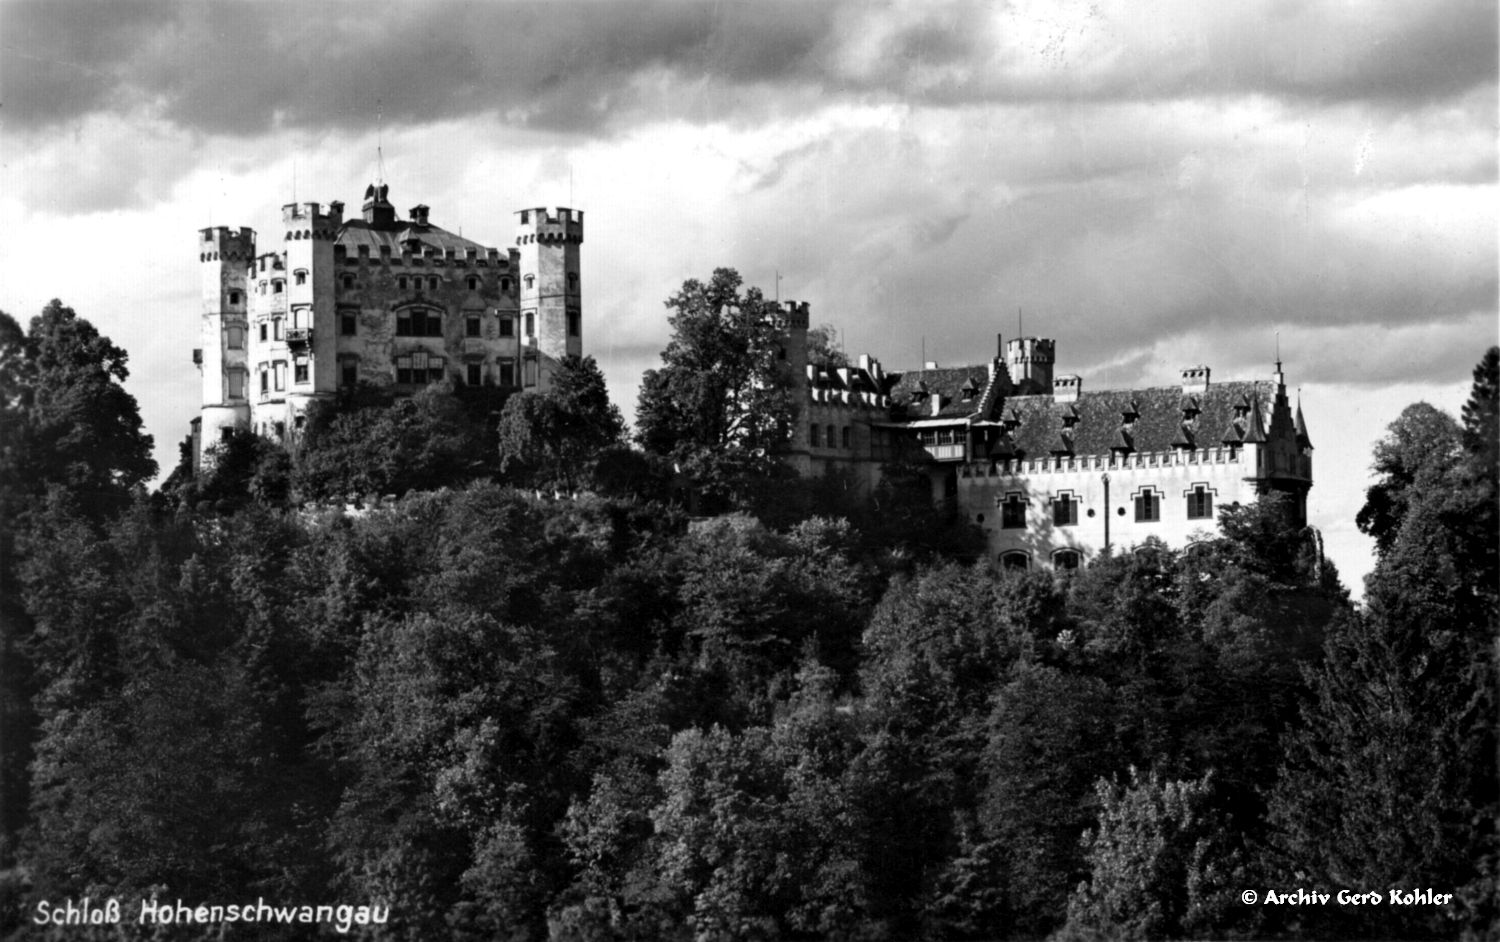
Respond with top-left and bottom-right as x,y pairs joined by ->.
515,207 -> 583,389
197,225 -> 256,469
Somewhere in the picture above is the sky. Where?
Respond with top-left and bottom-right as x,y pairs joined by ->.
1,0 -> 1495,595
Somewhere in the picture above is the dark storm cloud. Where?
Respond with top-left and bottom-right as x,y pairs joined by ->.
2,1 -> 838,134
4,1 -> 1494,136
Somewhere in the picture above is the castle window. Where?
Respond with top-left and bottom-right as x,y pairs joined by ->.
524,274 -> 535,289
273,280 -> 284,294
273,361 -> 286,391
1052,549 -> 1081,571
259,365 -> 268,394
466,363 -> 482,386
568,310 -> 580,337
1000,493 -> 1026,529
826,424 -> 836,448
1134,489 -> 1162,523
523,358 -> 538,387
294,270 -> 308,286
395,309 -> 443,337
394,351 -> 445,385
467,276 -> 479,291
341,274 -> 355,290
228,370 -> 245,400
524,311 -> 535,337
229,290 -> 241,305
258,281 -> 266,295
340,359 -> 357,387
273,318 -> 283,341
428,277 -> 439,291
499,316 -> 515,337
1052,493 -> 1078,527
1000,551 -> 1030,571
501,277 -> 511,292
1186,484 -> 1214,520
842,426 -> 851,449
340,312 -> 357,336
259,323 -> 268,343
498,359 -> 516,387
466,315 -> 481,338
227,326 -> 244,350
294,357 -> 309,384
567,272 -> 578,290
810,424 -> 820,447
398,276 -> 408,290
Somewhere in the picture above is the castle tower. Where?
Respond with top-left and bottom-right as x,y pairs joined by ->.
280,200 -> 342,423
1004,336 -> 1055,394
777,300 -> 812,471
515,207 -> 583,389
197,225 -> 256,468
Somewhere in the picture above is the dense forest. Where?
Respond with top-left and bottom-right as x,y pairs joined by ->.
0,294 -> 1495,940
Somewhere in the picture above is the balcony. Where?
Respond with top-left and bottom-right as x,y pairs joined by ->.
285,328 -> 313,349
922,443 -> 967,462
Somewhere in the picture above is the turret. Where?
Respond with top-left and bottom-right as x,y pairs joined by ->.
196,226 -> 256,469
515,207 -> 583,389
281,201 -> 341,417
1003,335 -> 1055,394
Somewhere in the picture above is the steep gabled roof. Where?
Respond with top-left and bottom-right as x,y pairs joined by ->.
336,219 -> 497,257
992,381 -> 1276,459
889,365 -> 995,418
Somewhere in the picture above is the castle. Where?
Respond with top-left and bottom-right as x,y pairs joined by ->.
772,300 -> 1313,568
192,182 -> 582,466
192,183 -> 1310,568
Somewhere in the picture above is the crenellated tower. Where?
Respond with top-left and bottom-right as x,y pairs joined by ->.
1004,336 -> 1055,394
196,225 -> 256,468
281,201 -> 342,416
515,207 -> 583,389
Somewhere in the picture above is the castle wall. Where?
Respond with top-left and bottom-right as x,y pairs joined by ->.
958,445 -> 1263,567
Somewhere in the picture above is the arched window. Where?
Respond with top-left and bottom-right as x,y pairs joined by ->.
1000,551 -> 1030,571
1052,549 -> 1082,571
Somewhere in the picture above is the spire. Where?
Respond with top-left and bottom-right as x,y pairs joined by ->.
1295,393 -> 1312,449
1243,391 -> 1269,443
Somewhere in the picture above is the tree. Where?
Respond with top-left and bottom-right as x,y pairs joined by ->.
806,323 -> 849,370
1,301 -> 156,516
1269,361 -> 1498,937
1355,401 -> 1462,555
636,269 -> 796,507
1063,770 -> 1238,941
496,355 -> 625,491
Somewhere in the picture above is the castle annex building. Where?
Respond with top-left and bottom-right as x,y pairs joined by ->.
193,183 -> 582,465
774,304 -> 1313,568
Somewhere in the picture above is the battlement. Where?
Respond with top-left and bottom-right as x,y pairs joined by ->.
199,226 -> 256,262
773,299 -> 811,330
1005,336 -> 1055,363
516,207 -> 584,244
958,445 -> 1243,481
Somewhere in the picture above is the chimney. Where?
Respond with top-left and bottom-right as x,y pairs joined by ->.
409,204 -> 430,226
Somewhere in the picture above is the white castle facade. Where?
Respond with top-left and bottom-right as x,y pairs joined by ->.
192,182 -> 581,466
